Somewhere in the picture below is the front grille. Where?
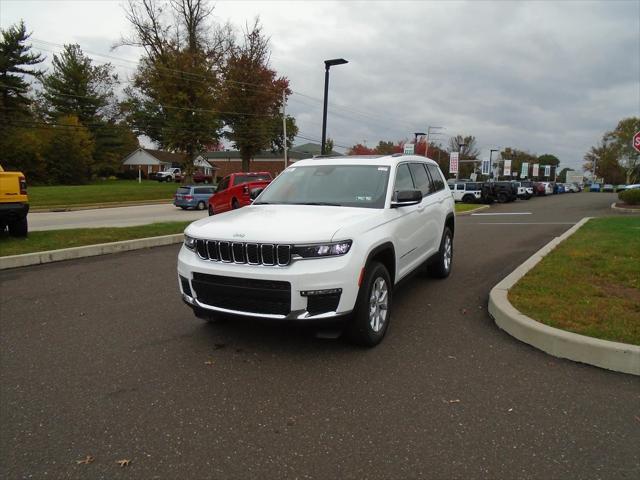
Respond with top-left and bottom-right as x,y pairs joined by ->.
192,273 -> 291,315
195,239 -> 292,266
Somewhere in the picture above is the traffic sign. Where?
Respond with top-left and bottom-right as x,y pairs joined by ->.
633,131 -> 640,153
404,143 -> 415,155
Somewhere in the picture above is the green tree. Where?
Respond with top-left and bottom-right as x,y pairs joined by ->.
92,122 -> 139,177
41,44 -> 118,124
605,117 -> 640,184
119,0 -> 229,182
583,140 -> 624,184
43,116 -> 95,184
557,168 -> 574,183
222,20 -> 297,171
0,20 -> 44,126
537,154 -> 560,167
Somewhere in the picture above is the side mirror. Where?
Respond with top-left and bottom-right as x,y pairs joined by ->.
390,189 -> 422,208
250,187 -> 264,200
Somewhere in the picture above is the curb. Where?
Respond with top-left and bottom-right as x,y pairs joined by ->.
456,205 -> 490,216
610,202 -> 640,214
488,217 -> 640,376
0,234 -> 184,270
31,199 -> 172,213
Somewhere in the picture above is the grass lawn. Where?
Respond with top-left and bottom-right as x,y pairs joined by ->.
455,203 -> 485,213
0,221 -> 190,257
29,180 -> 179,208
509,217 -> 640,345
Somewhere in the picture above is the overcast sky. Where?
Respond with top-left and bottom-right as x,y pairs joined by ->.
2,0 -> 639,170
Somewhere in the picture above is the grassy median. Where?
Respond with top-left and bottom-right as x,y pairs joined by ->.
455,203 -> 485,213
509,217 -> 640,345
0,221 -> 191,257
29,180 -> 178,209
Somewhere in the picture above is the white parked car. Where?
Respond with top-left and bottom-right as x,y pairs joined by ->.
156,167 -> 181,182
177,155 -> 456,346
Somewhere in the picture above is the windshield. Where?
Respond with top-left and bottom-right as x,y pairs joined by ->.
254,165 -> 390,209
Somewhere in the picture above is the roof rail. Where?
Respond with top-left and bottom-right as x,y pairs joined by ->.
391,153 -> 404,157
312,154 -> 342,159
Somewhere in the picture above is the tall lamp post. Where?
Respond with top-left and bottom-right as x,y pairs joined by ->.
456,142 -> 466,180
489,148 -> 499,179
414,132 -> 425,155
321,58 -> 348,155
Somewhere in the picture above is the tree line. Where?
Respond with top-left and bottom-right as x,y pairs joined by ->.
348,135 -> 560,180
0,0 -> 298,184
583,117 -> 640,185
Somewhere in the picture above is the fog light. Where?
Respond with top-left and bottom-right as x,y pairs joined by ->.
300,288 -> 342,297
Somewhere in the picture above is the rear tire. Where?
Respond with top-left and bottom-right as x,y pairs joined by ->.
231,198 -> 240,210
8,217 -> 27,237
497,192 -> 507,203
428,227 -> 453,279
347,261 -> 392,347
462,194 -> 474,203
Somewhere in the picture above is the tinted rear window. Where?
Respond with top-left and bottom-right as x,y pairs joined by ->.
409,163 -> 434,196
465,182 -> 480,190
426,164 -> 446,191
234,174 -> 271,184
177,187 -> 191,194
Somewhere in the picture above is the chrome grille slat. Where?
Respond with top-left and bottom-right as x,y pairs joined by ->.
194,240 -> 291,266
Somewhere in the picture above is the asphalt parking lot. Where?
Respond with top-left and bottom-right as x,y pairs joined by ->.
1,192 -> 638,479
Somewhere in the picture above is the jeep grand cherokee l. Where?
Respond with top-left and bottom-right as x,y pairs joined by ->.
178,155 -> 455,346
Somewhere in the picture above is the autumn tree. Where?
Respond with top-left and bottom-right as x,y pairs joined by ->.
605,117 -> 640,184
43,116 -> 95,184
583,140 -> 625,184
119,0 -> 229,181
348,143 -> 376,155
222,20 -> 297,171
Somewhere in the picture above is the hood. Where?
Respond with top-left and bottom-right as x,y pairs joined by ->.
185,204 -> 380,243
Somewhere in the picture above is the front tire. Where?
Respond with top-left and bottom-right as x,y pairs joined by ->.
8,217 -> 28,237
197,201 -> 206,210
428,227 -> 453,278
208,205 -> 215,216
347,261 -> 392,347
462,194 -> 474,203
231,198 -> 240,210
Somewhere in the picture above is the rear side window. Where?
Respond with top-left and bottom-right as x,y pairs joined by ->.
194,187 -> 213,194
234,174 -> 271,185
426,164 -> 446,191
177,187 -> 191,195
466,182 -> 480,191
409,163 -> 434,196
394,164 -> 415,192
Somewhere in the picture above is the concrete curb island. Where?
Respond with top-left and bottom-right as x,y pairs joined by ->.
610,202 -> 640,214
0,234 -> 184,270
488,217 -> 640,376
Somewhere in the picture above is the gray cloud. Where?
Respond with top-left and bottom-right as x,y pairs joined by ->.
2,0 -> 638,170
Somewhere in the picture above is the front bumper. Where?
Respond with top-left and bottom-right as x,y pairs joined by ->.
177,245 -> 360,321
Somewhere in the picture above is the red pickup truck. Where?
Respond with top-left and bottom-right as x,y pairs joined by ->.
208,171 -> 272,215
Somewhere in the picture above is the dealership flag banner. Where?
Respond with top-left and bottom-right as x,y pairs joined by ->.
481,158 -> 491,175
521,162 -> 529,178
449,152 -> 459,174
503,159 -> 512,176
532,163 -> 539,177
544,165 -> 551,177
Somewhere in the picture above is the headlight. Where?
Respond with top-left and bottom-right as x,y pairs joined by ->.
293,240 -> 352,258
184,234 -> 196,250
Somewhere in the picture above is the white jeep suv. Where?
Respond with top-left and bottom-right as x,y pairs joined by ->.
178,155 -> 455,346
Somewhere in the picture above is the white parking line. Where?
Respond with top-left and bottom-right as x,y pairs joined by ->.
475,222 -> 577,225
471,212 -> 532,216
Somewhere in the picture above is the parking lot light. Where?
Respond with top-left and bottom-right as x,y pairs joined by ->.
321,58 -> 348,155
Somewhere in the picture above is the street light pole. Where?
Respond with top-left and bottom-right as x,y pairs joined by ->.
426,126 -> 443,158
456,142 -> 466,181
321,58 -> 348,155
489,149 -> 499,180
414,132 -> 425,155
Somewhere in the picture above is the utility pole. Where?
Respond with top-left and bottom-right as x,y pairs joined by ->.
426,126 -> 443,158
282,89 -> 288,169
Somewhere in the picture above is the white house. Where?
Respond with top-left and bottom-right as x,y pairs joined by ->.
122,148 -> 217,176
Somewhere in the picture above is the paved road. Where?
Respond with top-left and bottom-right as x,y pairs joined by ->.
29,204 -> 207,231
1,192 -> 638,479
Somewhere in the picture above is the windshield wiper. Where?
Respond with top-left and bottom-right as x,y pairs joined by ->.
297,202 -> 342,206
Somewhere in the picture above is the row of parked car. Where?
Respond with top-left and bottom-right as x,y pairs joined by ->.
589,183 -> 640,192
448,179 -> 583,204
173,171 -> 273,213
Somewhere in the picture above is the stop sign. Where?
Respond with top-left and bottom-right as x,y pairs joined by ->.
634,130 -> 640,153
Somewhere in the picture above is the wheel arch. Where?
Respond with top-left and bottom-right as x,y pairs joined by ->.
365,242 -> 396,285
445,212 -> 455,239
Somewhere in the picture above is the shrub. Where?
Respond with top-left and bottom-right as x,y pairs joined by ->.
618,189 -> 640,205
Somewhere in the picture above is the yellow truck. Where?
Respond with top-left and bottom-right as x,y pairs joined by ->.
0,165 -> 29,237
